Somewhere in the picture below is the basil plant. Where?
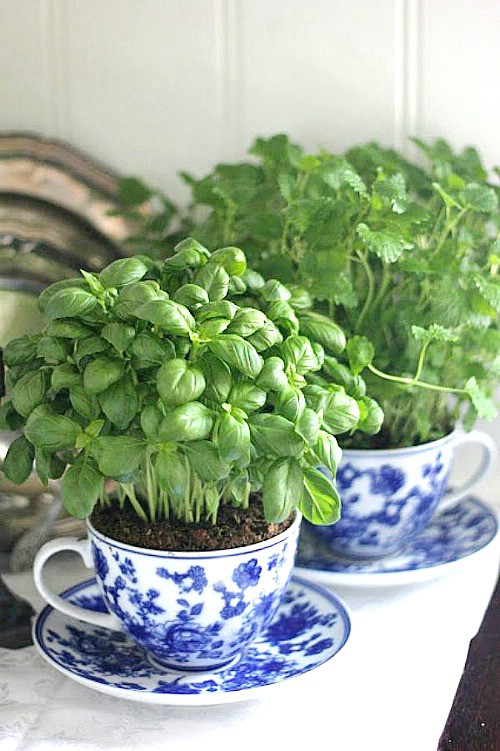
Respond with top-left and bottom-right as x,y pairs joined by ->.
0,239 -> 379,526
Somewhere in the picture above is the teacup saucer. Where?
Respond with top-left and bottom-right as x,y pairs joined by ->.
296,496 -> 499,587
33,575 -> 351,705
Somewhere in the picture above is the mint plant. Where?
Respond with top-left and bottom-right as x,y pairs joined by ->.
167,135 -> 499,447
0,240 -> 376,525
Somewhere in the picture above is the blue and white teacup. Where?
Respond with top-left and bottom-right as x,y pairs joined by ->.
310,430 -> 497,560
34,510 -> 301,671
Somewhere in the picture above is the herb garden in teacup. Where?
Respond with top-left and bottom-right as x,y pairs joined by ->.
1,239 -> 378,669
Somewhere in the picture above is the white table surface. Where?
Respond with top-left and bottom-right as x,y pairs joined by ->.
0,519 -> 498,751
1,453 -> 499,751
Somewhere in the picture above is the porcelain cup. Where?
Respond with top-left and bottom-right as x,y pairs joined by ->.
309,430 -> 497,560
33,510 -> 301,671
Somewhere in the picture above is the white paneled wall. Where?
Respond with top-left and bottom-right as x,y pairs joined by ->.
0,0 -> 499,484
2,0 -> 499,198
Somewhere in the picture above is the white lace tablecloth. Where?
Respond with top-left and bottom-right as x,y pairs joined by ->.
0,525 -> 499,751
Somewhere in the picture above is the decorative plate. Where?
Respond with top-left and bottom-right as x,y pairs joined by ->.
296,496 -> 499,587
33,575 -> 351,705
0,132 -> 141,288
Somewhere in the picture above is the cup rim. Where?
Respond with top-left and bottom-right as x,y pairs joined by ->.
341,427 -> 459,458
86,507 -> 302,559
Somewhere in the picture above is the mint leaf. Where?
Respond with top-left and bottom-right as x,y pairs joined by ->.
411,324 -> 459,344
464,377 -> 497,419
474,276 -> 500,312
461,183 -> 499,213
117,177 -> 152,206
356,223 -> 413,262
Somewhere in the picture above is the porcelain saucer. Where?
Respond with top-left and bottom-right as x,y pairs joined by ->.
33,575 -> 351,705
296,496 -> 499,587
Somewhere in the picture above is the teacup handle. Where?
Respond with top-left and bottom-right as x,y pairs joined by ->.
33,537 -> 120,630
439,430 -> 497,512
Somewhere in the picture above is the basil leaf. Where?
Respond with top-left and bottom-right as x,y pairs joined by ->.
61,456 -> 103,518
323,355 -> 357,393
99,376 -> 139,430
357,396 -> 384,434
266,301 -> 299,335
228,381 -> 266,412
44,288 -> 98,320
3,335 -> 40,366
261,279 -> 291,303
11,370 -> 49,417
194,263 -> 230,301
99,257 -> 149,288
248,320 -> 283,351
183,441 -> 231,482
51,364 -> 82,392
101,322 -> 136,353
69,385 -> 101,421
38,278 -> 87,314
45,319 -> 93,339
34,447 -> 51,487
346,335 -> 375,375
295,408 -> 320,444
208,335 -> 263,379
157,359 -> 206,406
36,336 -> 70,363
256,356 -> 289,391
95,436 -> 145,478
114,280 -> 165,320
200,354 -> 232,404
25,413 -> 81,451
163,237 -> 210,272
226,308 -> 268,337
159,402 -> 214,442
281,335 -> 321,374
322,387 -> 360,434
288,285 -> 312,310
197,300 -> 238,322
83,357 -> 124,394
74,336 -> 109,365
312,431 -> 342,474
303,384 -> 330,412
249,413 -> 304,457
275,385 -> 305,422
210,246 -> 247,276
2,436 -> 34,484
136,299 -> 195,336
198,318 -> 230,337
242,268 -> 265,291
298,312 -> 346,355
300,467 -> 341,525
131,332 -> 175,368
263,458 -> 302,523
155,449 -> 189,501
217,413 -> 250,464
173,283 -> 209,309
140,404 -> 164,441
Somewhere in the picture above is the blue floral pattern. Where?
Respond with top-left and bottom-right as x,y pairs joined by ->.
88,523 -> 298,670
312,445 -> 452,558
297,496 -> 498,576
33,576 -> 350,703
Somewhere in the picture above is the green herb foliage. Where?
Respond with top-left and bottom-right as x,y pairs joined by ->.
0,242 -> 377,524
169,135 -> 499,447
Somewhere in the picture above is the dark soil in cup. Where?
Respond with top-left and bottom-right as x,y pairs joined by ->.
340,423 -> 453,450
90,494 -> 293,552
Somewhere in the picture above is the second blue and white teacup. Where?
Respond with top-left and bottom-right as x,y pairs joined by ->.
309,430 -> 496,560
